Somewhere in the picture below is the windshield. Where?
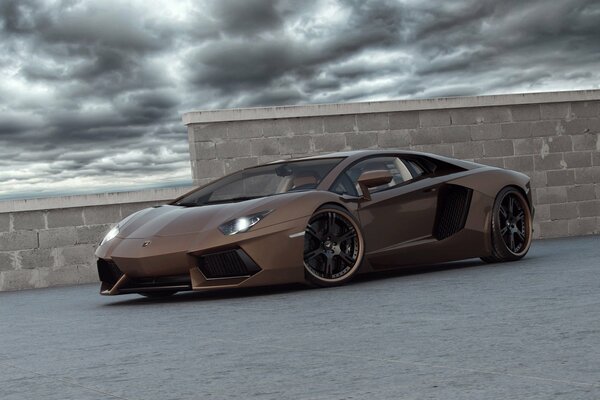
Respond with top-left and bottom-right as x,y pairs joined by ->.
174,158 -> 343,207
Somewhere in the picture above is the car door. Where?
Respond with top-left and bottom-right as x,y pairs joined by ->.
334,155 -> 441,259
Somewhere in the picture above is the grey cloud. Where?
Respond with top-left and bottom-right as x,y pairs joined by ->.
1,0 -> 599,199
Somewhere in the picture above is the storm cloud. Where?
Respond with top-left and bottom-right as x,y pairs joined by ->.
1,0 -> 599,199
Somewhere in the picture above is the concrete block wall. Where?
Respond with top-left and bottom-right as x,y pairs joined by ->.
184,90 -> 600,240
0,187 -> 191,291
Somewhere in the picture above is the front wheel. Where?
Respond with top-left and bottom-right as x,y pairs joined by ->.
481,187 -> 533,263
303,205 -> 364,287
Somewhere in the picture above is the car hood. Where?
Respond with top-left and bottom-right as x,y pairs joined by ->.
117,191 -> 320,239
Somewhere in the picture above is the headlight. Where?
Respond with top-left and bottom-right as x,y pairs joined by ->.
219,210 -> 272,235
101,226 -> 119,245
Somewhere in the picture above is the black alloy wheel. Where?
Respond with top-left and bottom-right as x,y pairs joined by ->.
482,187 -> 532,263
303,205 -> 364,286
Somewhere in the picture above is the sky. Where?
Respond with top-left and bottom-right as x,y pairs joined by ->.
1,0 -> 599,200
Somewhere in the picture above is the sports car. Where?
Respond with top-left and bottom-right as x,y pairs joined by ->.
96,149 -> 534,297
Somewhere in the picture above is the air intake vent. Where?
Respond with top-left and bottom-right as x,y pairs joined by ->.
97,259 -> 123,285
434,185 -> 472,240
197,249 -> 261,279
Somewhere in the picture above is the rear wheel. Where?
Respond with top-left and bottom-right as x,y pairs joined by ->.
481,187 -> 532,263
303,205 -> 364,287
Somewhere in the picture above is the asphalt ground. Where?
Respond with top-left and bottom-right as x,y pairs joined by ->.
1,236 -> 599,400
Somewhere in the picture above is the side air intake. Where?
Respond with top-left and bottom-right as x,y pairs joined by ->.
196,249 -> 261,279
434,185 -> 472,240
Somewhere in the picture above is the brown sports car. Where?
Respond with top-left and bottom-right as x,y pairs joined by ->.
96,150 -> 533,297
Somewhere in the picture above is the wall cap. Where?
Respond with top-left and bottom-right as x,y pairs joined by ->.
182,89 -> 600,125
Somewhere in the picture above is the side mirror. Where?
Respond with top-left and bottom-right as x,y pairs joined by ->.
357,170 -> 393,201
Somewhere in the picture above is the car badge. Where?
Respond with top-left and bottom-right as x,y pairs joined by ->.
142,241 -> 151,247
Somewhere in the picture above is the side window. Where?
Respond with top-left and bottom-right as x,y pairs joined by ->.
402,159 -> 426,179
330,156 -> 415,195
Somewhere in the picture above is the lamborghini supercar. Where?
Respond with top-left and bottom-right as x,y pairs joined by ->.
96,150 -> 533,297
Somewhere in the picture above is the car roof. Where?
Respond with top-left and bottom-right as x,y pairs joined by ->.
268,149 -> 436,164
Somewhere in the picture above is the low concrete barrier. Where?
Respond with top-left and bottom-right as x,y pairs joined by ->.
0,187 -> 191,291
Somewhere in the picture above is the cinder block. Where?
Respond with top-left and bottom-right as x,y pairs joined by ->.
449,108 -> 478,125
47,208 -> 84,228
474,157 -> 504,168
216,140 -> 248,159
193,141 -> 216,160
83,205 -> 121,225
18,248 -> 54,269
38,227 -> 77,249
501,122 -> 533,139
419,110 -> 450,127
452,142 -> 484,159
263,117 -> 323,136
564,151 -> 592,168
549,203 -> 577,220
571,101 -> 600,118
345,132 -> 378,149
572,133 -> 599,151
356,113 -> 388,131
196,159 -> 225,178
470,124 -> 502,140
439,126 -> 471,144
251,138 -> 279,156
511,104 -> 541,121
377,130 -> 412,148
410,128 -> 442,145
226,121 -> 263,139
313,134 -> 346,152
0,252 -> 15,271
574,167 -> 600,184
323,115 -> 356,133
534,204 -> 550,221
539,220 -> 568,238
540,102 -> 570,120
59,244 -> 96,267
389,111 -> 419,129
536,186 -> 567,204
193,123 -> 227,142
0,269 -> 37,291
411,144 -> 453,157
278,136 -> 311,154
546,169 -> 574,187
578,200 -> 600,217
534,154 -> 564,171
513,138 -> 539,155
529,171 -> 547,188
77,225 -> 112,245
483,140 -> 514,157
593,151 -> 600,166
504,156 -> 534,172
223,157 -> 259,174
12,211 -> 45,231
567,184 -> 596,202
565,119 -> 600,136
545,135 -> 573,153
568,217 -> 599,236
531,120 -> 561,137
0,230 -> 38,251
0,213 -> 9,233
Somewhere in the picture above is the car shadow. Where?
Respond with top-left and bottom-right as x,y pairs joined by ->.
102,257 -> 523,307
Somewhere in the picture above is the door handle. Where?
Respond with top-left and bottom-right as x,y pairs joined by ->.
422,187 -> 437,193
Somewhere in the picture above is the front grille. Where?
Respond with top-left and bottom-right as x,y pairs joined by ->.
196,249 -> 261,279
434,185 -> 472,240
97,259 -> 123,284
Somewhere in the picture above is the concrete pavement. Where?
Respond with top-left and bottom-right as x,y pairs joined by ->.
1,236 -> 599,399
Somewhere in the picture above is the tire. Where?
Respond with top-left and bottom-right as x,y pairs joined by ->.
303,205 -> 364,287
481,187 -> 533,263
139,290 -> 178,298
